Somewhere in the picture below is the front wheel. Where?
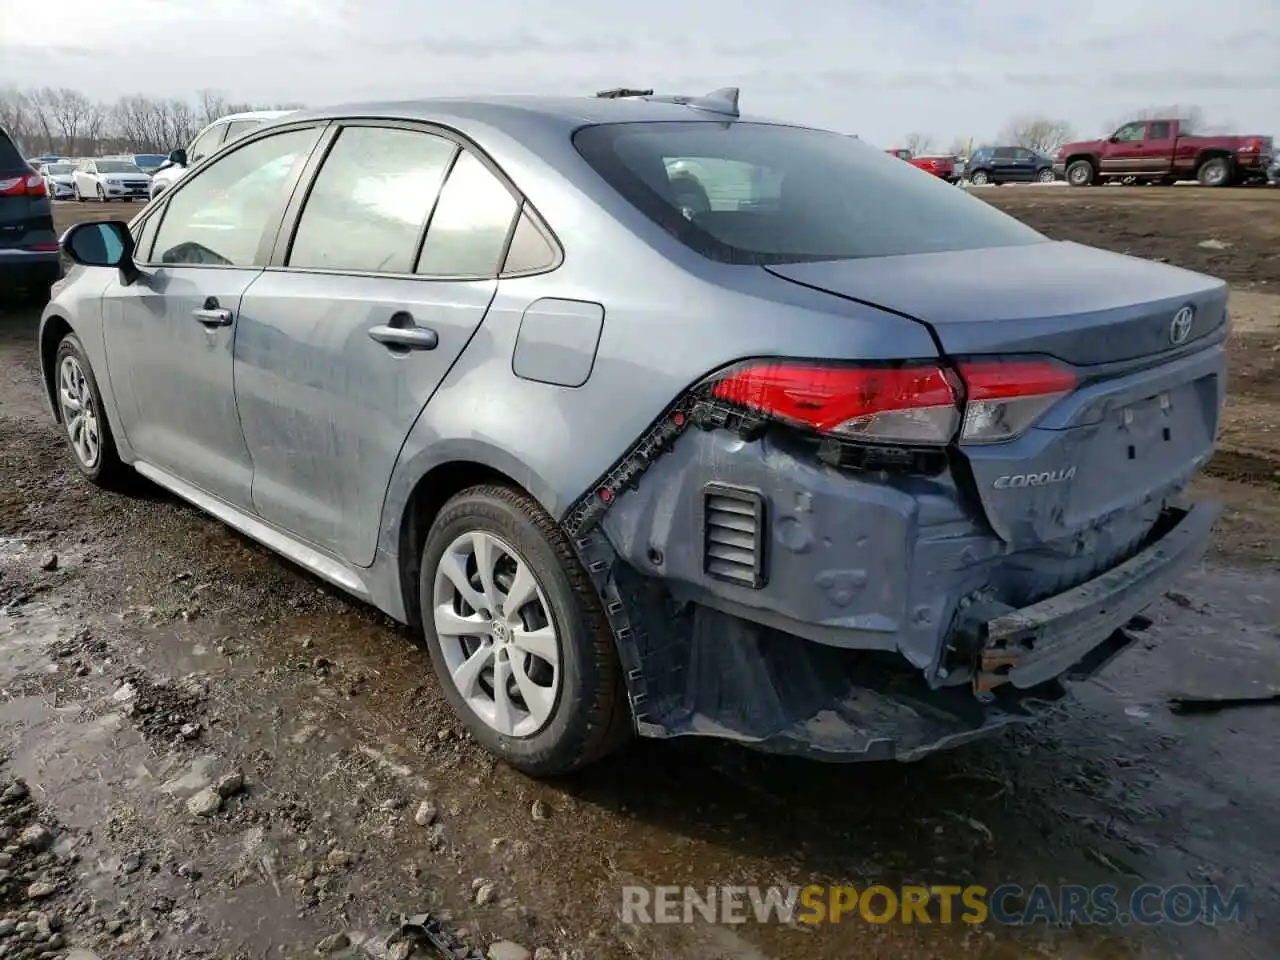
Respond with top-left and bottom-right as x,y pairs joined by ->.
96,184 -> 107,202
1036,168 -> 1057,184
419,484 -> 630,776
54,334 -> 127,488
1066,160 -> 1095,186
968,169 -> 989,185
74,184 -> 84,202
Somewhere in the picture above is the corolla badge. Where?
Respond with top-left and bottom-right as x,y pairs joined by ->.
993,467 -> 1077,490
1169,305 -> 1195,345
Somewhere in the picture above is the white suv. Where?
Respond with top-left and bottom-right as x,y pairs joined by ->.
149,110 -> 293,199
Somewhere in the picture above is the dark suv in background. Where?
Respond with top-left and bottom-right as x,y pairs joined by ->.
966,146 -> 1058,185
0,125 -> 60,303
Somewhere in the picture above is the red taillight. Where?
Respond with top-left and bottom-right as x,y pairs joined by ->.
1241,138 -> 1262,153
25,242 -> 59,252
0,173 -> 47,197
710,362 -> 961,445
957,360 -> 1077,444
707,358 -> 1077,448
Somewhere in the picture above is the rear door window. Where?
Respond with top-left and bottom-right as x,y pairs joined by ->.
415,150 -> 519,278
573,121 -> 1043,264
1148,121 -> 1172,140
287,125 -> 457,274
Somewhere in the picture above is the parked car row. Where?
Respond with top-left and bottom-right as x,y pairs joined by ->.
889,118 -> 1275,190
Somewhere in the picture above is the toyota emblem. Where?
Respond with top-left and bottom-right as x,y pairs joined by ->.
1169,306 -> 1194,345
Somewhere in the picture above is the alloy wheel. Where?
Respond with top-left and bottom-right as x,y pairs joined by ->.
58,355 -> 100,469
432,530 -> 560,737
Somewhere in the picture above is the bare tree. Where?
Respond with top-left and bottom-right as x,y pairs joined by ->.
0,87 -> 36,151
947,136 -> 973,158
903,132 -> 935,155
3,85 -> 303,157
1000,115 -> 1076,154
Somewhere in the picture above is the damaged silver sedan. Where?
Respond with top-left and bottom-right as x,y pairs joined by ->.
39,87 -> 1224,775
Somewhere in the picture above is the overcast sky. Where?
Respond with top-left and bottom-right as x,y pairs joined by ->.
1,0 -> 1276,147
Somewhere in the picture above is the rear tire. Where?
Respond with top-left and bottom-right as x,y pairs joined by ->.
1066,159 -> 1095,186
53,334 -> 127,489
1197,157 -> 1231,187
419,484 -> 631,776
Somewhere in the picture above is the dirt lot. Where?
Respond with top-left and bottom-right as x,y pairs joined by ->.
0,192 -> 1277,960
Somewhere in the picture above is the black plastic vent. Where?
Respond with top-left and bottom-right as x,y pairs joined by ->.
702,484 -> 766,588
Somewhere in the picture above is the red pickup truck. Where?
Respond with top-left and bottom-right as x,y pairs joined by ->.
887,149 -> 960,184
1054,118 -> 1274,187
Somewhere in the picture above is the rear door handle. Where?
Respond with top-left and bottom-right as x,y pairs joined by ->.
368,324 -> 438,351
192,306 -> 233,326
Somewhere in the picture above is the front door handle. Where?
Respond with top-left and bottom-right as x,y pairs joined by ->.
368,323 -> 438,351
193,297 -> 233,327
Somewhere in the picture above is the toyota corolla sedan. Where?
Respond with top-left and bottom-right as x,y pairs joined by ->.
40,89 -> 1226,775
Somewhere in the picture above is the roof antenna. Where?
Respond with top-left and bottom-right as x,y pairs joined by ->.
688,87 -> 739,118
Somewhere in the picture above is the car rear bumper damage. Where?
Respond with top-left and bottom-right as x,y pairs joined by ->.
563,402 -> 1217,762
965,501 -> 1216,693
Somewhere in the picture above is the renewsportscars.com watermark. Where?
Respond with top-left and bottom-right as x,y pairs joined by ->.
621,884 -> 1248,927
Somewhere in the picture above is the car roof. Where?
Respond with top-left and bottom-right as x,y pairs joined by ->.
216,109 -> 295,123
284,94 -> 795,138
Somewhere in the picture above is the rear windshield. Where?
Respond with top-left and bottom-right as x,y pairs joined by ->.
0,130 -> 26,173
573,122 -> 1045,264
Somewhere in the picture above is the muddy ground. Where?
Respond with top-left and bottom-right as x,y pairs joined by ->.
0,192 -> 1276,960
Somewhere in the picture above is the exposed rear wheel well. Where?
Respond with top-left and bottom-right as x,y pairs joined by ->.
397,461 -> 522,627
1195,149 -> 1232,166
40,316 -> 73,421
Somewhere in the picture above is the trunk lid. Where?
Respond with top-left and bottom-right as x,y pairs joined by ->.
766,241 -> 1229,546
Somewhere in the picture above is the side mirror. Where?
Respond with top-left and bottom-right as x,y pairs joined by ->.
1107,135 -> 1120,143
168,148 -> 188,167
61,220 -> 140,284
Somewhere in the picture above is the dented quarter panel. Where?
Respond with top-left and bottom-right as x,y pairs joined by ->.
598,426 -> 1005,670
372,228 -> 939,566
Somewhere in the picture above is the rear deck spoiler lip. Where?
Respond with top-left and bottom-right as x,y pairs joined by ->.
979,500 -> 1218,690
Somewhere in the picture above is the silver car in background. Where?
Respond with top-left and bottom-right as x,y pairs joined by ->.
41,161 -> 77,200
149,109 -> 294,199
39,88 -> 1226,776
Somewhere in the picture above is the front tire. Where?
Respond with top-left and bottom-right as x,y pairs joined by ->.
74,183 -> 84,202
54,334 -> 127,488
419,484 -> 630,776
1066,159 -> 1095,186
1036,168 -> 1057,184
96,184 -> 107,202
968,169 -> 989,186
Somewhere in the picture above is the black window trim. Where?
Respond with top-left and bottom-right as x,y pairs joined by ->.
263,116 -> 563,282
142,119 -> 329,272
